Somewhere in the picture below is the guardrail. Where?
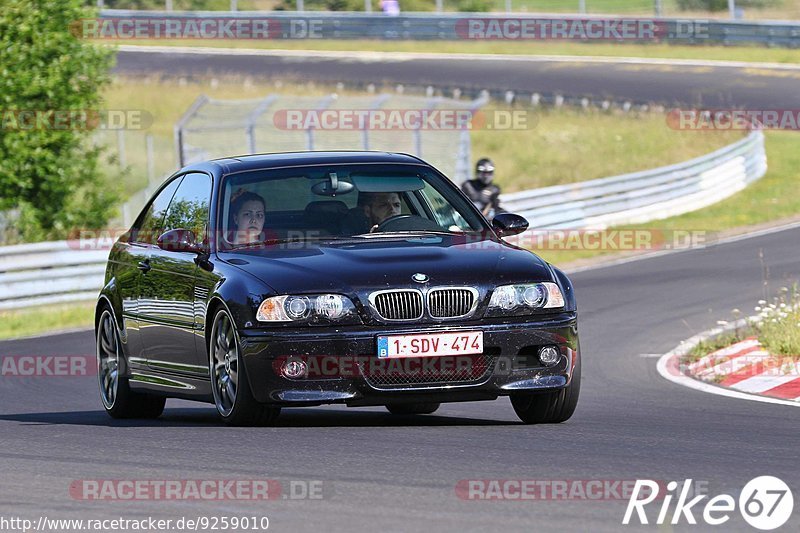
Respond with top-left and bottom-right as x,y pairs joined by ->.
98,10 -> 800,47
0,241 -> 108,310
0,131 -> 766,310
501,130 -> 766,230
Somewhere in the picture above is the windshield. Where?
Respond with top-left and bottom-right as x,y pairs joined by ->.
218,163 -> 486,250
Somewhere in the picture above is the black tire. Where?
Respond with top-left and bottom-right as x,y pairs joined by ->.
385,402 -> 441,415
209,307 -> 280,427
96,306 -> 166,419
510,350 -> 581,424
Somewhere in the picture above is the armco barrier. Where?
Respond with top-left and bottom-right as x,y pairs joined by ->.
0,241 -> 108,311
0,131 -> 766,310
96,10 -> 800,47
501,130 -> 766,230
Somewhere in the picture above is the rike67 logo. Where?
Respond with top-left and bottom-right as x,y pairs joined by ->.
623,477 -> 794,530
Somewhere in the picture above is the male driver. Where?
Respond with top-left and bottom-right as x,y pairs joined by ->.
340,192 -> 402,234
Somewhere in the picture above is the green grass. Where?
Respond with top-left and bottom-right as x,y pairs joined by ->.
757,286 -> 800,356
98,76 -> 742,213
0,302 -> 95,341
684,331 -> 749,363
106,39 -> 800,64
682,286 -> 799,366
473,104 -> 742,190
115,0 -> 800,19
532,130 -> 800,266
636,133 -> 800,230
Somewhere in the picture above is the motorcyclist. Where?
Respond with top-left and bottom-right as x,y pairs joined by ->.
462,158 -> 503,220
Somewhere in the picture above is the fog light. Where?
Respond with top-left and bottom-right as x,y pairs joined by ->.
539,346 -> 560,366
281,358 -> 308,379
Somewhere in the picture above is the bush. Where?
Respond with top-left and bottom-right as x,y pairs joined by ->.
0,0 -> 116,241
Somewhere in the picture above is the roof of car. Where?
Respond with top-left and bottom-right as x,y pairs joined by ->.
181,151 -> 429,175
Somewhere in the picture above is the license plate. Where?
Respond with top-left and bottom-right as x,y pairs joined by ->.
377,331 -> 483,358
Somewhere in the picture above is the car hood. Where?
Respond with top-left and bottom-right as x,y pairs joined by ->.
219,235 -> 554,295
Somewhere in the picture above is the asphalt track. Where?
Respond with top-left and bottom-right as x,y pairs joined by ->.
114,46 -> 800,108
1,225 -> 799,532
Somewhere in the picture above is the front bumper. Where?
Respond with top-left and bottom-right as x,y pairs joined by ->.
239,312 -> 579,405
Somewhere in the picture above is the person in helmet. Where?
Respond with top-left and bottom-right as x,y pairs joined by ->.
462,158 -> 504,219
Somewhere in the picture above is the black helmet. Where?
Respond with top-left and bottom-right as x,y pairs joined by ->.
475,157 -> 495,185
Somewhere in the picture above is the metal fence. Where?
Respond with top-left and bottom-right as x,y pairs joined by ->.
99,10 -> 800,47
0,130 -> 766,310
175,92 -> 487,181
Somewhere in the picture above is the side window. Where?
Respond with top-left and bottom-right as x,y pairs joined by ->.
162,173 -> 212,240
132,177 -> 183,245
419,181 -> 474,231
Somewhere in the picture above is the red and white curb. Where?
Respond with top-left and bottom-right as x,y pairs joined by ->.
657,321 -> 800,408
686,337 -> 800,400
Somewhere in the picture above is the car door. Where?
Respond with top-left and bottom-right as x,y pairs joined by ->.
115,177 -> 182,368
139,172 -> 212,376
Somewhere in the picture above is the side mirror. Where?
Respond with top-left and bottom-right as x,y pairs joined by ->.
492,213 -> 529,238
157,229 -> 203,254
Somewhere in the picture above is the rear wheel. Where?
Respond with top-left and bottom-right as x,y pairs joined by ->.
209,307 -> 280,427
96,307 -> 165,419
510,351 -> 581,424
385,402 -> 441,415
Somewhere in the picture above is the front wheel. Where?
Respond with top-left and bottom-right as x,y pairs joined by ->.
385,402 -> 441,415
510,350 -> 581,424
209,307 -> 280,427
96,307 -> 165,419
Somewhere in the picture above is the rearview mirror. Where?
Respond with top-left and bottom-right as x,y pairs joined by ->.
157,229 -> 203,254
492,213 -> 529,238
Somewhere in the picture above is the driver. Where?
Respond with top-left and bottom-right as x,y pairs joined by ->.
340,192 -> 402,235
362,192 -> 402,228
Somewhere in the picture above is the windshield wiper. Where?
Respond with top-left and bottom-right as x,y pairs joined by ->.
227,237 -> 295,250
351,230 -> 464,238
228,235 -> 356,250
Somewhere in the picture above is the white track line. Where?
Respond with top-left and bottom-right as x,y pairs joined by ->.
117,44 -> 800,71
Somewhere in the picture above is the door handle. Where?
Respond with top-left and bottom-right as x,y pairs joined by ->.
137,260 -> 151,273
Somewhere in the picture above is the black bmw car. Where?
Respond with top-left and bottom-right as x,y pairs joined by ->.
95,152 -> 580,426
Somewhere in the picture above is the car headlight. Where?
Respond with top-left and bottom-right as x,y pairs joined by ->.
486,282 -> 564,316
256,294 -> 359,324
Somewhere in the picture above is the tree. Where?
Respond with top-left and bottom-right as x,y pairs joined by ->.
0,0 -> 116,241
